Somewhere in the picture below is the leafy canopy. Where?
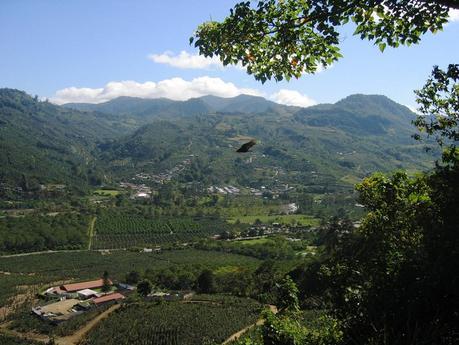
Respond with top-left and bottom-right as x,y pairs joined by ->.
319,167 -> 459,343
192,0 -> 456,82
414,64 -> 459,164
137,279 -> 153,296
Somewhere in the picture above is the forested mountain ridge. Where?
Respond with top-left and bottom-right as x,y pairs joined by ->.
63,94 -> 297,117
295,94 -> 416,138
64,96 -> 213,123
97,93 -> 435,190
199,94 -> 298,114
1,88 -> 435,195
0,88 -> 128,193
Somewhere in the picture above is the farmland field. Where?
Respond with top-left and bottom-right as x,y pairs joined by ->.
237,238 -> 272,245
0,334 -> 41,345
92,213 -> 230,249
93,189 -> 121,196
80,296 -> 262,345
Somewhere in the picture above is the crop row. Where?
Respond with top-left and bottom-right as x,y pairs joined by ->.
93,213 -> 229,248
81,299 -> 261,345
96,213 -> 227,233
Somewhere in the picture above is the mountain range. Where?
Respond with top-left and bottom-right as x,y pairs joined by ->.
0,88 -> 436,196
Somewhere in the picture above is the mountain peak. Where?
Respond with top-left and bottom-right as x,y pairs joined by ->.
334,93 -> 415,119
336,94 -> 410,111
197,94 -> 280,114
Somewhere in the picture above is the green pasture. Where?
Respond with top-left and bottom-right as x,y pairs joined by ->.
236,238 -> 271,246
93,189 -> 121,196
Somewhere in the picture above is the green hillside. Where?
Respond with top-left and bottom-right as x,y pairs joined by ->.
0,89 -> 128,194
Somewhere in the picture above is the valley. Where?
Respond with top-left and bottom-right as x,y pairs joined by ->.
0,88 -> 446,344
2,0 -> 458,342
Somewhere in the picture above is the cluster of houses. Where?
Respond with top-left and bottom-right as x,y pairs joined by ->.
133,156 -> 194,184
33,279 -> 132,323
207,185 -> 240,195
206,184 -> 295,199
280,203 -> 299,214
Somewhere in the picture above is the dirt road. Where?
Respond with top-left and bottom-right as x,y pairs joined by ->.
0,304 -> 121,345
55,304 -> 120,345
222,305 -> 278,344
87,217 -> 97,250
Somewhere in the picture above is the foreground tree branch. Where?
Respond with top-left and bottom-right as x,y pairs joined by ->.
192,0 -> 455,82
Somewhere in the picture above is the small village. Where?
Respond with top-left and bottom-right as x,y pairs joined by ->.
119,182 -> 153,199
133,156 -> 195,184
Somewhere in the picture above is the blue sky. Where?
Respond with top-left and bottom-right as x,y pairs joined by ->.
1,0 -> 458,109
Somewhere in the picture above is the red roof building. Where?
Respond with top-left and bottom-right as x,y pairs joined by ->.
92,293 -> 125,305
61,279 -> 112,292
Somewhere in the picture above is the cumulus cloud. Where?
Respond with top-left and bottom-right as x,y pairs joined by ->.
148,50 -> 247,71
51,77 -> 262,104
449,9 -> 459,22
270,89 -> 317,107
148,51 -> 223,69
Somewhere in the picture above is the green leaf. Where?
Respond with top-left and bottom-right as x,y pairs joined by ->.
378,42 -> 386,52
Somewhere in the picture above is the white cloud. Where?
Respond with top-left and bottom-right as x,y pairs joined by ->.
449,9 -> 459,22
270,89 -> 317,107
51,77 -> 262,104
148,51 -> 333,75
51,78 -> 320,109
148,51 -> 223,69
148,50 -> 247,71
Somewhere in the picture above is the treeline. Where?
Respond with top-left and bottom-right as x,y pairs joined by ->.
196,237 -> 308,260
125,258 -> 285,304
0,213 -> 90,253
